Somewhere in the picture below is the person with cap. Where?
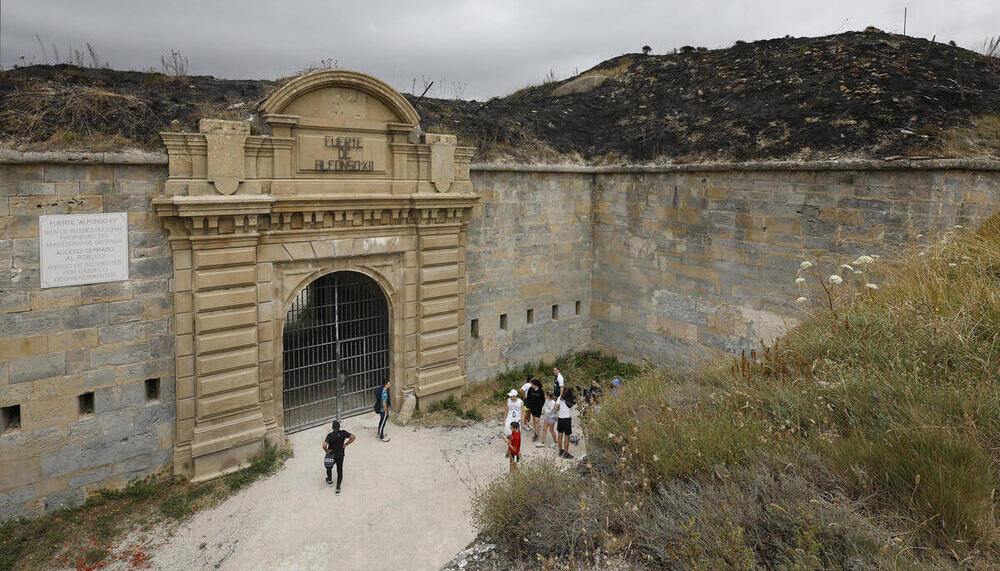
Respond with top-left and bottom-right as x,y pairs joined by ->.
503,388 -> 523,438
323,419 -> 355,494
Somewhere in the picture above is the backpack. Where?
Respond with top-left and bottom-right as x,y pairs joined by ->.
373,386 -> 383,414
563,389 -> 576,409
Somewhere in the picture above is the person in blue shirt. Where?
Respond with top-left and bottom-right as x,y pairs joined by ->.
377,379 -> 391,442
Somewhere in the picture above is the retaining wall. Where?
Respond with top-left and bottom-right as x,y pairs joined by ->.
0,153 -> 175,520
2,151 -> 999,521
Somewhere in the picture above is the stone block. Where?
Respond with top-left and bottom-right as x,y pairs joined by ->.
98,322 -> 141,343
81,281 -> 134,304
9,353 -> 65,384
131,256 -> 173,279
90,342 -> 152,367
108,299 -> 144,323
60,304 -> 109,330
65,348 -> 91,374
0,334 -> 49,360
30,287 -> 82,310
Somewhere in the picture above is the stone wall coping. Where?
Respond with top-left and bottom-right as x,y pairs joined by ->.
0,149 -> 169,165
2,148 -> 999,172
470,158 -> 1000,173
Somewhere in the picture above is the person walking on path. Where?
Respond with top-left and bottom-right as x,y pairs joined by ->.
505,421 -> 521,473
553,367 -> 565,400
376,379 -> 391,442
555,388 -> 575,459
323,420 -> 355,494
536,391 -> 558,448
523,378 -> 545,441
503,389 -> 523,437
520,378 -> 535,432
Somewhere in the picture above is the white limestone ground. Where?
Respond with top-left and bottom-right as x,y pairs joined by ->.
110,413 -> 585,571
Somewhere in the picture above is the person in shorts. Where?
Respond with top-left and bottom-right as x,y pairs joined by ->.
536,391 -> 558,448
523,378 -> 545,440
505,421 -> 521,473
323,420 -> 355,494
555,388 -> 574,459
503,389 -> 523,437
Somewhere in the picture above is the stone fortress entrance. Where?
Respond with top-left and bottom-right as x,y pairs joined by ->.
154,70 -> 479,482
281,270 -> 390,433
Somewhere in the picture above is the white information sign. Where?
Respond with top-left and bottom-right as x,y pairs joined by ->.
39,213 -> 129,289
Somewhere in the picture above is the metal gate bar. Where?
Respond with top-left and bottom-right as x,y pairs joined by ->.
282,271 -> 389,433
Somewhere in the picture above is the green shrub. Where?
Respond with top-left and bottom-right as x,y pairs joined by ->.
224,443 -> 285,491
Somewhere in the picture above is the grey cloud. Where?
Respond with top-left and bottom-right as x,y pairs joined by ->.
2,0 -> 997,100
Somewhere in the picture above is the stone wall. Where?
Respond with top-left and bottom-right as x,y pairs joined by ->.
464,170 -> 593,382
3,153 -> 999,522
590,163 -> 1000,366
0,154 -> 175,520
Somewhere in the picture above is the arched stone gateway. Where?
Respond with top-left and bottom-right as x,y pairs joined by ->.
154,70 -> 479,481
281,271 -> 390,432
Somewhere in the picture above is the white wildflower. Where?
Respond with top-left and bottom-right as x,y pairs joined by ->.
608,432 -> 615,439
795,277 -> 806,284
854,255 -> 875,265
796,296 -> 808,304
853,270 -> 863,275
865,283 -> 879,290
653,454 -> 659,462
827,274 -> 843,285
799,261 -> 813,270
954,225 -> 964,229
840,264 -> 854,273
948,263 -> 958,267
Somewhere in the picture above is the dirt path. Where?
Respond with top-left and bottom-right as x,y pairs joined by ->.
131,413 -> 584,571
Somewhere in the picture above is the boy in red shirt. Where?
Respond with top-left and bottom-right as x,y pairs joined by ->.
506,421 -> 521,473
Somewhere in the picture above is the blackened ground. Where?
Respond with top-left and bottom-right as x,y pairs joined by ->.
2,29 -> 999,162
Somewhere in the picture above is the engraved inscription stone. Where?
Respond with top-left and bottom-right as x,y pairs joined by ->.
296,132 -> 387,174
39,212 -> 129,288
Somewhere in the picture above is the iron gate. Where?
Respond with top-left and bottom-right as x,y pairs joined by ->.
282,271 -> 390,433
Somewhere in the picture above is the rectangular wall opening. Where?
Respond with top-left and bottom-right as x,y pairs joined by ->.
470,318 -> 479,338
1,405 -> 21,434
500,313 -> 508,330
575,300 -> 582,315
526,308 -> 534,324
551,304 -> 559,320
78,392 -> 95,417
145,378 -> 161,403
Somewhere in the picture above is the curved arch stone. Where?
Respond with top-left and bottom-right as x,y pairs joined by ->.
260,69 -> 420,126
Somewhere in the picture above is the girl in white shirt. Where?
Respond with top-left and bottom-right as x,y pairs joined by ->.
536,392 -> 558,448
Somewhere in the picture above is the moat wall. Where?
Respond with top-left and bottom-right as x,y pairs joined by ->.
2,153 -> 999,520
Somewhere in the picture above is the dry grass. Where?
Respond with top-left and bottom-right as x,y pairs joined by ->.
1,86 -> 152,145
938,114 -> 1000,157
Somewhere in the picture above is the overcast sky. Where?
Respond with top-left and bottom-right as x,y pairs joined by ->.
2,0 -> 998,100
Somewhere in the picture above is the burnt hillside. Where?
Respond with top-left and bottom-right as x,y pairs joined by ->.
2,29 -> 999,162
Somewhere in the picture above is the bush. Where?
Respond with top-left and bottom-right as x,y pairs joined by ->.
471,460 -> 604,557
224,443 -> 284,491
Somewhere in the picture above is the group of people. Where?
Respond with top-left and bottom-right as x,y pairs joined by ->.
321,369 -> 624,488
504,367 -> 621,472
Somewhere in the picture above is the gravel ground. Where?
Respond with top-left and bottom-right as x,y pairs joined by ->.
97,412 -> 585,571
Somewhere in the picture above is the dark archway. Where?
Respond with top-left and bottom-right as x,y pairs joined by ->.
281,271 -> 390,433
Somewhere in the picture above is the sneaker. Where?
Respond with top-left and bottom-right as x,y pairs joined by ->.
535,442 -> 545,448
326,478 -> 333,487
563,452 -> 574,460
380,436 -> 391,442
335,488 -> 341,495
532,434 -> 539,442
558,450 -> 566,458
549,443 -> 556,449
